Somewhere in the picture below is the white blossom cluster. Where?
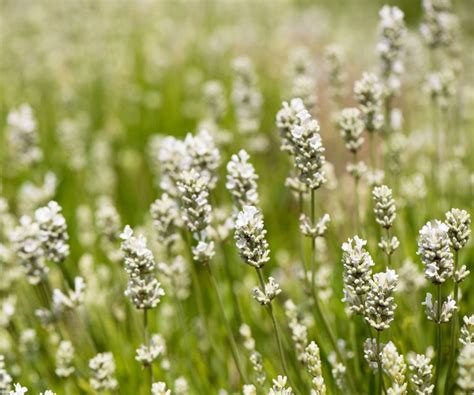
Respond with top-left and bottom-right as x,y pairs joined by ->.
240,324 -> 266,385
120,225 -> 165,309
289,109 -> 326,190
276,98 -> 306,154
17,172 -> 57,214
150,193 -> 180,251
420,0 -> 459,49
6,104 -> 43,169
152,381 -> 172,395
252,277 -> 281,306
203,80 -> 227,122
377,6 -> 406,97
95,196 -> 122,263
0,355 -> 12,393
299,213 -> 330,240
324,44 -> 346,103
381,341 -> 407,394
426,69 -> 456,110
444,208 -> 471,251
417,220 -> 454,284
354,72 -> 384,133
231,57 -> 262,136
11,201 -> 69,284
242,384 -> 256,395
135,333 -> 165,366
364,269 -> 398,331
457,342 -> 474,393
55,340 -> 75,378
372,185 -> 396,229
226,150 -> 259,209
408,353 -> 434,395
338,108 -> 364,154
52,276 -> 86,313
234,206 -> 270,269
89,352 -> 118,392
341,236 -> 375,315
35,201 -> 70,263
460,315 -> 474,346
284,300 -> 308,363
305,341 -> 326,394
286,47 -> 317,112
422,293 -> 456,323
268,375 -> 293,395
176,168 -> 215,263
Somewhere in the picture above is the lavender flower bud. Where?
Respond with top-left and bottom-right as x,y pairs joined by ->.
55,340 -> 75,378
444,208 -> 471,251
89,352 -> 118,392
150,194 -> 180,250
339,108 -> 364,154
276,98 -> 306,154
354,73 -> 384,133
226,150 -> 259,209
234,206 -> 270,269
417,220 -> 454,284
305,341 -> 326,394
252,277 -> 281,305
408,353 -> 434,395
460,315 -> 474,346
457,342 -> 474,393
372,185 -> 397,229
422,293 -> 457,323
364,269 -> 398,331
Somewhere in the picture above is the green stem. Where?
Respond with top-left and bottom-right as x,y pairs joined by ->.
144,309 -> 153,389
376,331 -> 382,395
207,264 -> 248,384
386,228 -> 391,268
353,152 -> 360,234
369,132 -> 376,170
221,243 -> 243,325
434,284 -> 442,393
445,251 -> 459,394
256,269 -> 291,382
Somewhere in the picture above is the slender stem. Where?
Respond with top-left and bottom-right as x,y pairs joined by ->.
369,132 -> 375,170
434,284 -> 442,393
386,228 -> 391,268
353,152 -> 360,234
255,269 -> 291,382
144,309 -> 153,388
445,251 -> 459,394
376,330 -> 383,395
310,189 -> 317,297
207,264 -> 247,383
309,189 -> 358,393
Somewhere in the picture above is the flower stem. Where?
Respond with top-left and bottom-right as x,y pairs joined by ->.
376,330 -> 384,395
445,250 -> 459,394
144,309 -> 153,389
434,284 -> 442,393
207,264 -> 248,384
255,269 -> 291,382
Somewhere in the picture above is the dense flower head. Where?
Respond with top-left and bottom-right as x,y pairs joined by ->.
364,269 -> 398,330
177,168 -> 212,238
232,57 -> 262,135
426,68 -> 456,110
372,185 -> 397,229
6,104 -> 43,168
324,44 -> 345,102
276,98 -> 306,153
34,201 -> 70,263
444,208 -> 471,250
156,136 -> 187,196
11,216 -> 48,284
422,293 -> 457,323
408,353 -> 434,395
152,381 -> 171,395
289,109 -> 326,190
354,72 -> 384,133
52,276 -> 86,313
339,107 -> 364,153
203,80 -> 227,121
381,342 -> 407,394
457,342 -> 474,392
460,315 -> 474,346
269,375 -> 293,395
377,6 -> 406,97
252,276 -> 281,305
183,130 -> 220,189
341,236 -> 375,315
226,150 -> 259,209
89,352 -> 118,392
120,225 -> 164,309
136,334 -> 165,367
150,193 -> 180,249
417,220 -> 454,284
420,0 -> 459,49
55,340 -> 75,378
305,341 -> 326,394
234,206 -> 270,268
